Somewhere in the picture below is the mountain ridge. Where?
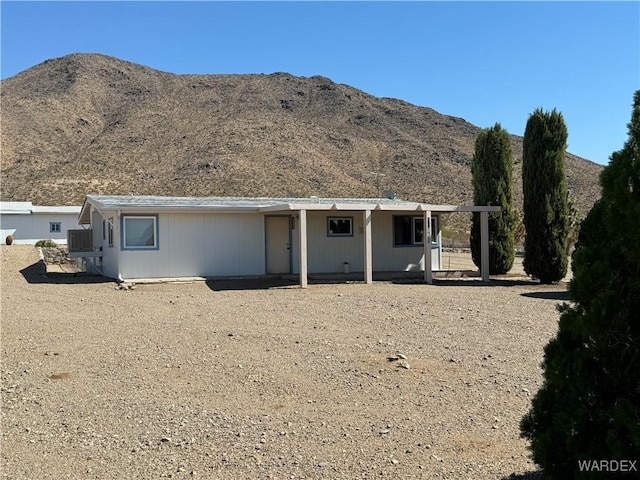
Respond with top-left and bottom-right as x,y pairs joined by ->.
1,53 -> 602,225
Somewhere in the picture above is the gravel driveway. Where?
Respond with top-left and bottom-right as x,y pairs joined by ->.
1,245 -> 564,479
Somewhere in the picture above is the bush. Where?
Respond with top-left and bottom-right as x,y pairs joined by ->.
35,239 -> 58,248
470,123 -> 516,274
522,108 -> 570,283
520,91 -> 640,478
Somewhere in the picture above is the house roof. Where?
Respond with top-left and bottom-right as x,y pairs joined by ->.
79,194 -> 500,224
0,202 -> 81,215
0,201 -> 33,214
32,206 -> 82,214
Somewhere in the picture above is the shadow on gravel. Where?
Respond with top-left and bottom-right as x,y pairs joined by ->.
392,278 -> 541,287
206,277 -> 301,291
19,260 -> 111,284
501,471 -> 545,480
520,291 -> 571,301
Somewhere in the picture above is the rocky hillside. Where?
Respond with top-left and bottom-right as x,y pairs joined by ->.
1,53 -> 602,223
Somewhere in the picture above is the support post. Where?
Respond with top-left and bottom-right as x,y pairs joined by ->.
299,209 -> 308,288
480,210 -> 490,282
363,210 -> 372,284
424,210 -> 432,284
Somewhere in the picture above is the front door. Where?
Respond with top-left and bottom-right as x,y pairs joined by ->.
265,216 -> 291,274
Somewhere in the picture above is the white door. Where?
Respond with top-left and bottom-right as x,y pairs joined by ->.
265,216 -> 291,274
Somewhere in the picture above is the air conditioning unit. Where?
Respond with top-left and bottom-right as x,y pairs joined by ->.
67,229 -> 93,255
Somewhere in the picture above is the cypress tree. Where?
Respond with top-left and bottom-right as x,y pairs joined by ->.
522,108 -> 570,283
520,91 -> 640,478
470,123 -> 516,274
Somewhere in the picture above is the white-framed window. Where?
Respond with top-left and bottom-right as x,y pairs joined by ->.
49,222 -> 62,233
108,217 -> 114,247
393,216 -> 438,246
327,217 -> 353,237
122,215 -> 158,250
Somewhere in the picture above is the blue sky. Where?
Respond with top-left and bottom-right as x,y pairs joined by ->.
1,1 -> 638,166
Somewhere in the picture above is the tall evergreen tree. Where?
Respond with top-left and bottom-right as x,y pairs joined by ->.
470,123 -> 516,274
520,91 -> 640,478
522,108 -> 570,283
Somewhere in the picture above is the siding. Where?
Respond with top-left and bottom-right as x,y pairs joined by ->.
303,211 -> 441,274
371,211 -> 441,271
117,212 -> 265,279
96,209 -> 441,280
1,212 -> 82,244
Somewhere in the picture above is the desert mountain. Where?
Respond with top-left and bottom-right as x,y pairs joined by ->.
1,53 -> 602,223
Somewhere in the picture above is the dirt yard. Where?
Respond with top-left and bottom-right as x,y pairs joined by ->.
1,245 -> 566,479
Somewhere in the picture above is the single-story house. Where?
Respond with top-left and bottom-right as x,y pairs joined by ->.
0,201 -> 82,245
70,195 -> 500,285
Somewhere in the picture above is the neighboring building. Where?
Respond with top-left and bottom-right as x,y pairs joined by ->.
0,202 -> 82,245
71,195 -> 500,285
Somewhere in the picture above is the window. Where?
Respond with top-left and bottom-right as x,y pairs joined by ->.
327,217 -> 353,237
122,215 -> 157,249
108,218 -> 114,247
49,222 -> 61,233
393,216 -> 438,246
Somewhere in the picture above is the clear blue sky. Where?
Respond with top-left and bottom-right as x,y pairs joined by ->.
1,1 -> 638,166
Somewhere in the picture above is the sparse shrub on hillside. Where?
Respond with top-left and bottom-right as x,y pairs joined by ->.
520,91 -> 640,478
35,239 -> 57,248
470,123 -> 516,274
522,108 -> 570,283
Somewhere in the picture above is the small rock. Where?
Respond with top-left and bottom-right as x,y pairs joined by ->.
160,437 -> 171,443
391,459 -> 399,465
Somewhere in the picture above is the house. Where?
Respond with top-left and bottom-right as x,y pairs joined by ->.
0,201 -> 82,245
70,195 -> 500,285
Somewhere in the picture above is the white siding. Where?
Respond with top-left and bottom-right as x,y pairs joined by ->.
93,208 -> 441,281
91,208 -> 119,279
302,211 -> 441,274
117,212 -> 265,280
371,211 -> 441,271
1,212 -> 82,244
306,211 -> 365,273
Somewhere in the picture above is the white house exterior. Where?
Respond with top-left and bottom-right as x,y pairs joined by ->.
72,195 -> 500,285
0,202 -> 82,245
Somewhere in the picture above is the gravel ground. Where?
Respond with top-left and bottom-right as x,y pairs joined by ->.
1,245 -> 567,479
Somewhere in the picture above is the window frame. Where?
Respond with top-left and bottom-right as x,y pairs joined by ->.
108,217 -> 114,248
121,215 -> 158,250
393,215 -> 438,247
49,222 -> 62,233
327,216 -> 354,237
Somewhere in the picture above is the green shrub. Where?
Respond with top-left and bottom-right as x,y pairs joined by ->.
35,239 -> 57,248
470,123 -> 516,274
520,91 -> 640,478
522,108 -> 570,283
